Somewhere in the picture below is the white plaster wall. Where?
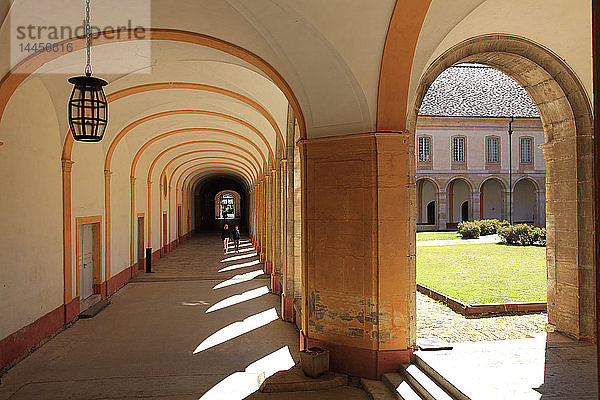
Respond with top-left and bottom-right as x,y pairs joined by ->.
108,142 -> 134,276
0,78 -> 63,338
416,117 -> 545,173
481,179 -> 502,220
71,139 -> 107,285
513,179 -> 536,223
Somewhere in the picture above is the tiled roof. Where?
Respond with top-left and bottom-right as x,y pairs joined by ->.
418,63 -> 539,118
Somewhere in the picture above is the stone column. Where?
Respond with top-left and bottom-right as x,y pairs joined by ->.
437,190 -> 447,230
262,175 -> 269,265
535,189 -> 545,227
503,190 -> 511,223
300,132 -> 414,379
270,168 -> 281,291
471,189 -> 480,222
283,108 -> 300,322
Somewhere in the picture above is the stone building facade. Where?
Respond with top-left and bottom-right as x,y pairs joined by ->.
416,65 -> 546,230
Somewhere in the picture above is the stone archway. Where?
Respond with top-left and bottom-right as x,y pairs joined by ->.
480,177 -> 507,221
416,178 -> 439,229
445,177 -> 474,228
214,190 -> 241,220
408,34 -> 595,341
513,177 -> 538,225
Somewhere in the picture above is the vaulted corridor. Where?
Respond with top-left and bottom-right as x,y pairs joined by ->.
1,1 -> 599,397
0,234 -> 304,399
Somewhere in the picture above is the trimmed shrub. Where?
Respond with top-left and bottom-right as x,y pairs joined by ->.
458,221 -> 480,239
532,227 -> 547,246
498,225 -> 519,244
498,224 -> 546,246
476,219 -> 498,236
497,220 -> 510,230
514,224 -> 535,246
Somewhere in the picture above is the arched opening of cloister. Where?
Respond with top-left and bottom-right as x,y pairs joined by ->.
513,177 -> 542,226
409,35 -> 594,344
447,177 -> 472,228
194,176 -> 248,232
214,190 -> 242,220
480,178 -> 506,221
416,178 -> 438,228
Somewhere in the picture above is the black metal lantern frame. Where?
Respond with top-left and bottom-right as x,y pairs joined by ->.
67,0 -> 108,142
68,76 -> 107,142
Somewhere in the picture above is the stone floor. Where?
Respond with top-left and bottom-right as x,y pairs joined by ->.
0,233 -> 595,399
416,333 -> 598,399
416,293 -> 548,343
0,234 -> 367,400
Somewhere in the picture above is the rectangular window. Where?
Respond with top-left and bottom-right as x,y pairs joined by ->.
453,137 -> 465,163
487,137 -> 499,163
520,137 -> 532,163
418,137 -> 431,162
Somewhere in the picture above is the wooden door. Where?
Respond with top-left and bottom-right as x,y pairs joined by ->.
137,216 -> 144,269
78,224 -> 94,300
163,212 -> 168,250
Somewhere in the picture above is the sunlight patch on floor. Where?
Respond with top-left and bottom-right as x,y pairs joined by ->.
193,308 -> 279,353
198,346 -> 295,400
218,259 -> 261,272
213,270 -> 264,289
224,246 -> 256,255
205,286 -> 269,313
221,252 -> 258,263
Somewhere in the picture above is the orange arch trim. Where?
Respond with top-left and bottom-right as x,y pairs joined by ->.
105,109 -> 275,172
131,132 -> 266,179
145,147 -> 260,185
1,29 -> 306,144
165,156 -> 257,188
377,1 -> 431,131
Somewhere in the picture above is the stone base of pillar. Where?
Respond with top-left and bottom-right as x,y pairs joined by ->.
260,252 -> 266,263
270,273 -> 282,294
299,331 -> 413,380
264,260 -> 272,274
281,294 -> 294,322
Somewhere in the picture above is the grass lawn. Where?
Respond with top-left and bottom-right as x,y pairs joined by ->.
416,231 -> 460,241
417,243 -> 546,304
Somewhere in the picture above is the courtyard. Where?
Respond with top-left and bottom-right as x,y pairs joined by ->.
416,236 -> 548,343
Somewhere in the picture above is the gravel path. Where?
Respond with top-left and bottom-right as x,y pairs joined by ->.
416,292 -> 547,343
417,234 -> 501,247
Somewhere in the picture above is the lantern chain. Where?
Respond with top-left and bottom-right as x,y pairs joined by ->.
84,0 -> 92,76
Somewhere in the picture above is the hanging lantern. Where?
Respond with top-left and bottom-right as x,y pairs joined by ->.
68,75 -> 107,142
67,0 -> 108,142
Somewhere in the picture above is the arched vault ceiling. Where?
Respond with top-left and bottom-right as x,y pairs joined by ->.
102,91 -> 278,156
0,0 -> 592,141
129,137 -> 265,178
32,42 -> 287,152
0,0 -> 398,139
104,112 -> 274,167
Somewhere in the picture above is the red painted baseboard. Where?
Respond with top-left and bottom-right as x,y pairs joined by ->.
300,331 -> 413,379
1,232 -> 198,372
107,266 -> 132,295
281,294 -> 294,322
0,295 -> 81,371
270,273 -> 282,294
